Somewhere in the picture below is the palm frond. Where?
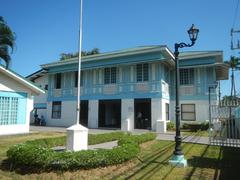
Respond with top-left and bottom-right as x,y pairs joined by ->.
0,46 -> 10,68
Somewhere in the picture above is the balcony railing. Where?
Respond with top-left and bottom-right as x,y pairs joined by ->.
49,81 -> 164,98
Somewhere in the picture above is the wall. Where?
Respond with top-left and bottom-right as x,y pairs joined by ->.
47,61 -> 169,102
33,75 -> 48,104
88,100 -> 98,128
46,100 -> 77,127
170,99 -> 217,122
170,67 -> 218,101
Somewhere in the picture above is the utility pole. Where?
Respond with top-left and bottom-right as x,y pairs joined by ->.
231,28 -> 240,50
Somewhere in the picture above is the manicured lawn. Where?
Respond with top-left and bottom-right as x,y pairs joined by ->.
181,129 -> 209,137
0,132 -> 240,179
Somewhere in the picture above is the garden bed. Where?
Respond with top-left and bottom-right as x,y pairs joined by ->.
6,132 -> 156,172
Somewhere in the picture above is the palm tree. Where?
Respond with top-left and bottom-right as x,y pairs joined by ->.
226,56 -> 240,99
0,16 -> 15,68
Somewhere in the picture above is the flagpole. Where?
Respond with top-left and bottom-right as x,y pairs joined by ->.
76,0 -> 83,125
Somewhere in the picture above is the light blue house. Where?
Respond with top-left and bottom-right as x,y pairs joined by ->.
27,45 -> 228,132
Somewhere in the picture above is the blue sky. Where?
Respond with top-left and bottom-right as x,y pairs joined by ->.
1,0 -> 240,96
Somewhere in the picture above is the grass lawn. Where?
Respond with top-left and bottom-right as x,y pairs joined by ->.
168,129 -> 209,137
0,132 -> 240,179
181,129 -> 209,137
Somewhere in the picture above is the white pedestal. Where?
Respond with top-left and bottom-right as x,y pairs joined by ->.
66,124 -> 88,151
156,120 -> 166,133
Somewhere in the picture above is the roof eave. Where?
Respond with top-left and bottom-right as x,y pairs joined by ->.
41,45 -> 172,68
0,66 -> 45,95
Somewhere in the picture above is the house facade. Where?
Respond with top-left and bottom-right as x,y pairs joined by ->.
0,65 -> 45,135
27,45 -> 228,132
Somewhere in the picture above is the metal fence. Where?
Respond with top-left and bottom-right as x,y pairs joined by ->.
209,101 -> 240,147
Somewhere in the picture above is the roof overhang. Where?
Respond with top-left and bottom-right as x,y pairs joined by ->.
26,69 -> 47,81
0,66 -> 45,95
215,63 -> 229,80
41,45 -> 175,69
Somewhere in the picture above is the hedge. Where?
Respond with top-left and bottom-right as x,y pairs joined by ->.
7,132 -> 156,171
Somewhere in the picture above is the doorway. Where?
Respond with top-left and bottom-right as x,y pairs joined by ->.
80,100 -> 88,127
98,99 -> 121,128
134,98 -> 151,129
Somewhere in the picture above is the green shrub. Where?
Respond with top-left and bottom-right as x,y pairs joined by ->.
7,132 -> 156,171
167,121 -> 175,131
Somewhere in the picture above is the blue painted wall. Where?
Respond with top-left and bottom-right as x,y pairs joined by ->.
46,53 -> 218,102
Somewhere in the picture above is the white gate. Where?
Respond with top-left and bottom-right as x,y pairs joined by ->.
209,101 -> 240,147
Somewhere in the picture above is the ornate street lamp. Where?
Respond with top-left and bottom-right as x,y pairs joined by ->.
169,24 -> 199,167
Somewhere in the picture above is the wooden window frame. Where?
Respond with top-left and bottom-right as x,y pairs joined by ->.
181,104 -> 196,121
136,63 -> 149,82
52,101 -> 61,119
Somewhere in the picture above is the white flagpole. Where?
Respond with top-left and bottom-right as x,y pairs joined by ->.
76,0 -> 83,125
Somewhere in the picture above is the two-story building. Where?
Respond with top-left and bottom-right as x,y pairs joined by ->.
27,45 -> 228,131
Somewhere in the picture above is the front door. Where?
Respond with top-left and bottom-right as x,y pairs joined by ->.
80,100 -> 88,127
98,99 -> 121,128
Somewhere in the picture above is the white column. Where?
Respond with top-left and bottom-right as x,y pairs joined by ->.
121,99 -> 134,131
151,98 -> 162,131
88,100 -> 99,128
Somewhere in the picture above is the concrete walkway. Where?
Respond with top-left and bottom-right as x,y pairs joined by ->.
53,141 -> 118,151
31,126 -> 210,145
157,132 -> 209,145
30,125 -> 118,134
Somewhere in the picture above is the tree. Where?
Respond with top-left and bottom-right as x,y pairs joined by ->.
0,16 -> 15,68
225,56 -> 240,99
60,48 -> 100,61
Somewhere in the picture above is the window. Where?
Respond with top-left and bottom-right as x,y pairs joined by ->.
52,101 -> 61,119
54,73 -> 61,89
166,103 -> 169,120
137,63 -> 149,82
0,96 -> 18,125
181,104 -> 196,121
75,71 -> 84,87
104,67 -> 117,84
180,68 -> 194,85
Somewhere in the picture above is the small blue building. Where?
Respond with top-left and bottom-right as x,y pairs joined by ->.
27,45 -> 228,132
0,65 -> 45,135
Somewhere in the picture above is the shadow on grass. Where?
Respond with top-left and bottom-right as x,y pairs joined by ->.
187,145 -> 240,180
110,131 -> 200,179
114,130 -> 240,180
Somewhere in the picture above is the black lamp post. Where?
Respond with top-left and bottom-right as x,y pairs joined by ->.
170,24 -> 199,166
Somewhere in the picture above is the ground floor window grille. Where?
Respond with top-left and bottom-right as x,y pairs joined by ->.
181,104 -> 196,121
52,101 -> 62,119
0,96 -> 18,125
